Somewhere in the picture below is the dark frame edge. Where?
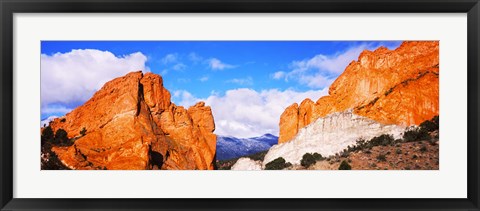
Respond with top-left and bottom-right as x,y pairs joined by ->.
0,0 -> 14,210
467,1 -> 480,209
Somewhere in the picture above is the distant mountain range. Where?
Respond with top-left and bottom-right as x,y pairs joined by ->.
216,134 -> 278,160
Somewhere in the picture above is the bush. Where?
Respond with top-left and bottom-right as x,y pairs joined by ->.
41,126 -> 54,146
265,157 -> 289,170
338,160 -> 351,170
376,154 -> 387,162
54,129 -> 74,146
41,141 -> 70,170
348,135 -> 396,153
80,127 -> 87,136
340,148 -> 351,157
369,134 -> 395,146
301,153 -> 316,167
313,153 -> 324,161
420,117 -> 439,132
432,116 -> 439,126
403,128 -> 430,142
347,138 -> 367,152
396,149 -> 402,154
41,147 -> 70,170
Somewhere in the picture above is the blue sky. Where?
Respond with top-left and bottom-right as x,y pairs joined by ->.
41,41 -> 402,137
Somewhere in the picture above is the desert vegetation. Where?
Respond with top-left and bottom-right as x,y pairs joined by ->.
41,126 -> 71,170
222,116 -> 439,170
265,157 -> 292,170
305,116 -> 439,170
300,153 -> 325,168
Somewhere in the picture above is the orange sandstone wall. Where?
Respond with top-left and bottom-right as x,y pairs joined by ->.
278,41 -> 439,144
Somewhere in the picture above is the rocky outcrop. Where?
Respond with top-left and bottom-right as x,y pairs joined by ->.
231,158 -> 263,170
48,71 -> 216,170
278,41 -> 439,143
265,111 -> 405,167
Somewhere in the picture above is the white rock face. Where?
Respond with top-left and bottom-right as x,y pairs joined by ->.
263,111 -> 406,167
231,158 -> 263,170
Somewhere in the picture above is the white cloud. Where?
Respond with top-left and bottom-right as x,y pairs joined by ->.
41,49 -> 148,106
161,53 -> 187,72
41,105 -> 73,115
199,76 -> 209,82
208,58 -> 235,70
298,74 -> 335,89
188,52 -> 203,63
172,90 -> 202,108
272,71 -> 286,80
206,88 -> 328,138
160,69 -> 168,76
172,63 -> 186,71
177,78 -> 191,83
290,44 -> 368,74
226,77 -> 253,86
41,116 -> 59,127
173,88 -> 328,138
285,44 -> 375,88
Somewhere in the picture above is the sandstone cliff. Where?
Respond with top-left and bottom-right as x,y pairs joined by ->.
278,41 -> 439,143
48,71 -> 216,170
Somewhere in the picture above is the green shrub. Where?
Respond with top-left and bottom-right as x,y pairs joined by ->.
41,143 -> 70,170
338,160 -> 351,170
369,134 -> 395,146
432,116 -> 439,126
403,128 -> 430,142
396,149 -> 402,154
41,126 -> 54,146
265,157 -> 289,170
341,148 -> 352,157
376,154 -> 387,162
420,117 -> 439,132
54,129 -> 74,146
349,135 -> 396,153
312,153 -> 324,161
350,138 -> 367,151
80,127 -> 87,136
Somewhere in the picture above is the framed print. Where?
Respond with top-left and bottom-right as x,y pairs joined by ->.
1,0 -> 479,210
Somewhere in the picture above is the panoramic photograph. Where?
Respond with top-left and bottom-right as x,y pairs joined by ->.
40,41 -> 439,170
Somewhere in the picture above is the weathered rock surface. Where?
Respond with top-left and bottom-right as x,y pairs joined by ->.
278,41 -> 439,143
48,71 -> 216,170
231,158 -> 263,170
264,111 -> 405,167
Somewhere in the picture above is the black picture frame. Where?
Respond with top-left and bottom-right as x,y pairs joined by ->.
1,0 -> 479,210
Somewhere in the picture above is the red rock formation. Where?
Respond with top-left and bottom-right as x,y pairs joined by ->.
278,41 -> 439,144
48,71 -> 216,170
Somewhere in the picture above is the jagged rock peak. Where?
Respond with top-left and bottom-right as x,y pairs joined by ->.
278,41 -> 439,144
47,71 -> 216,170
